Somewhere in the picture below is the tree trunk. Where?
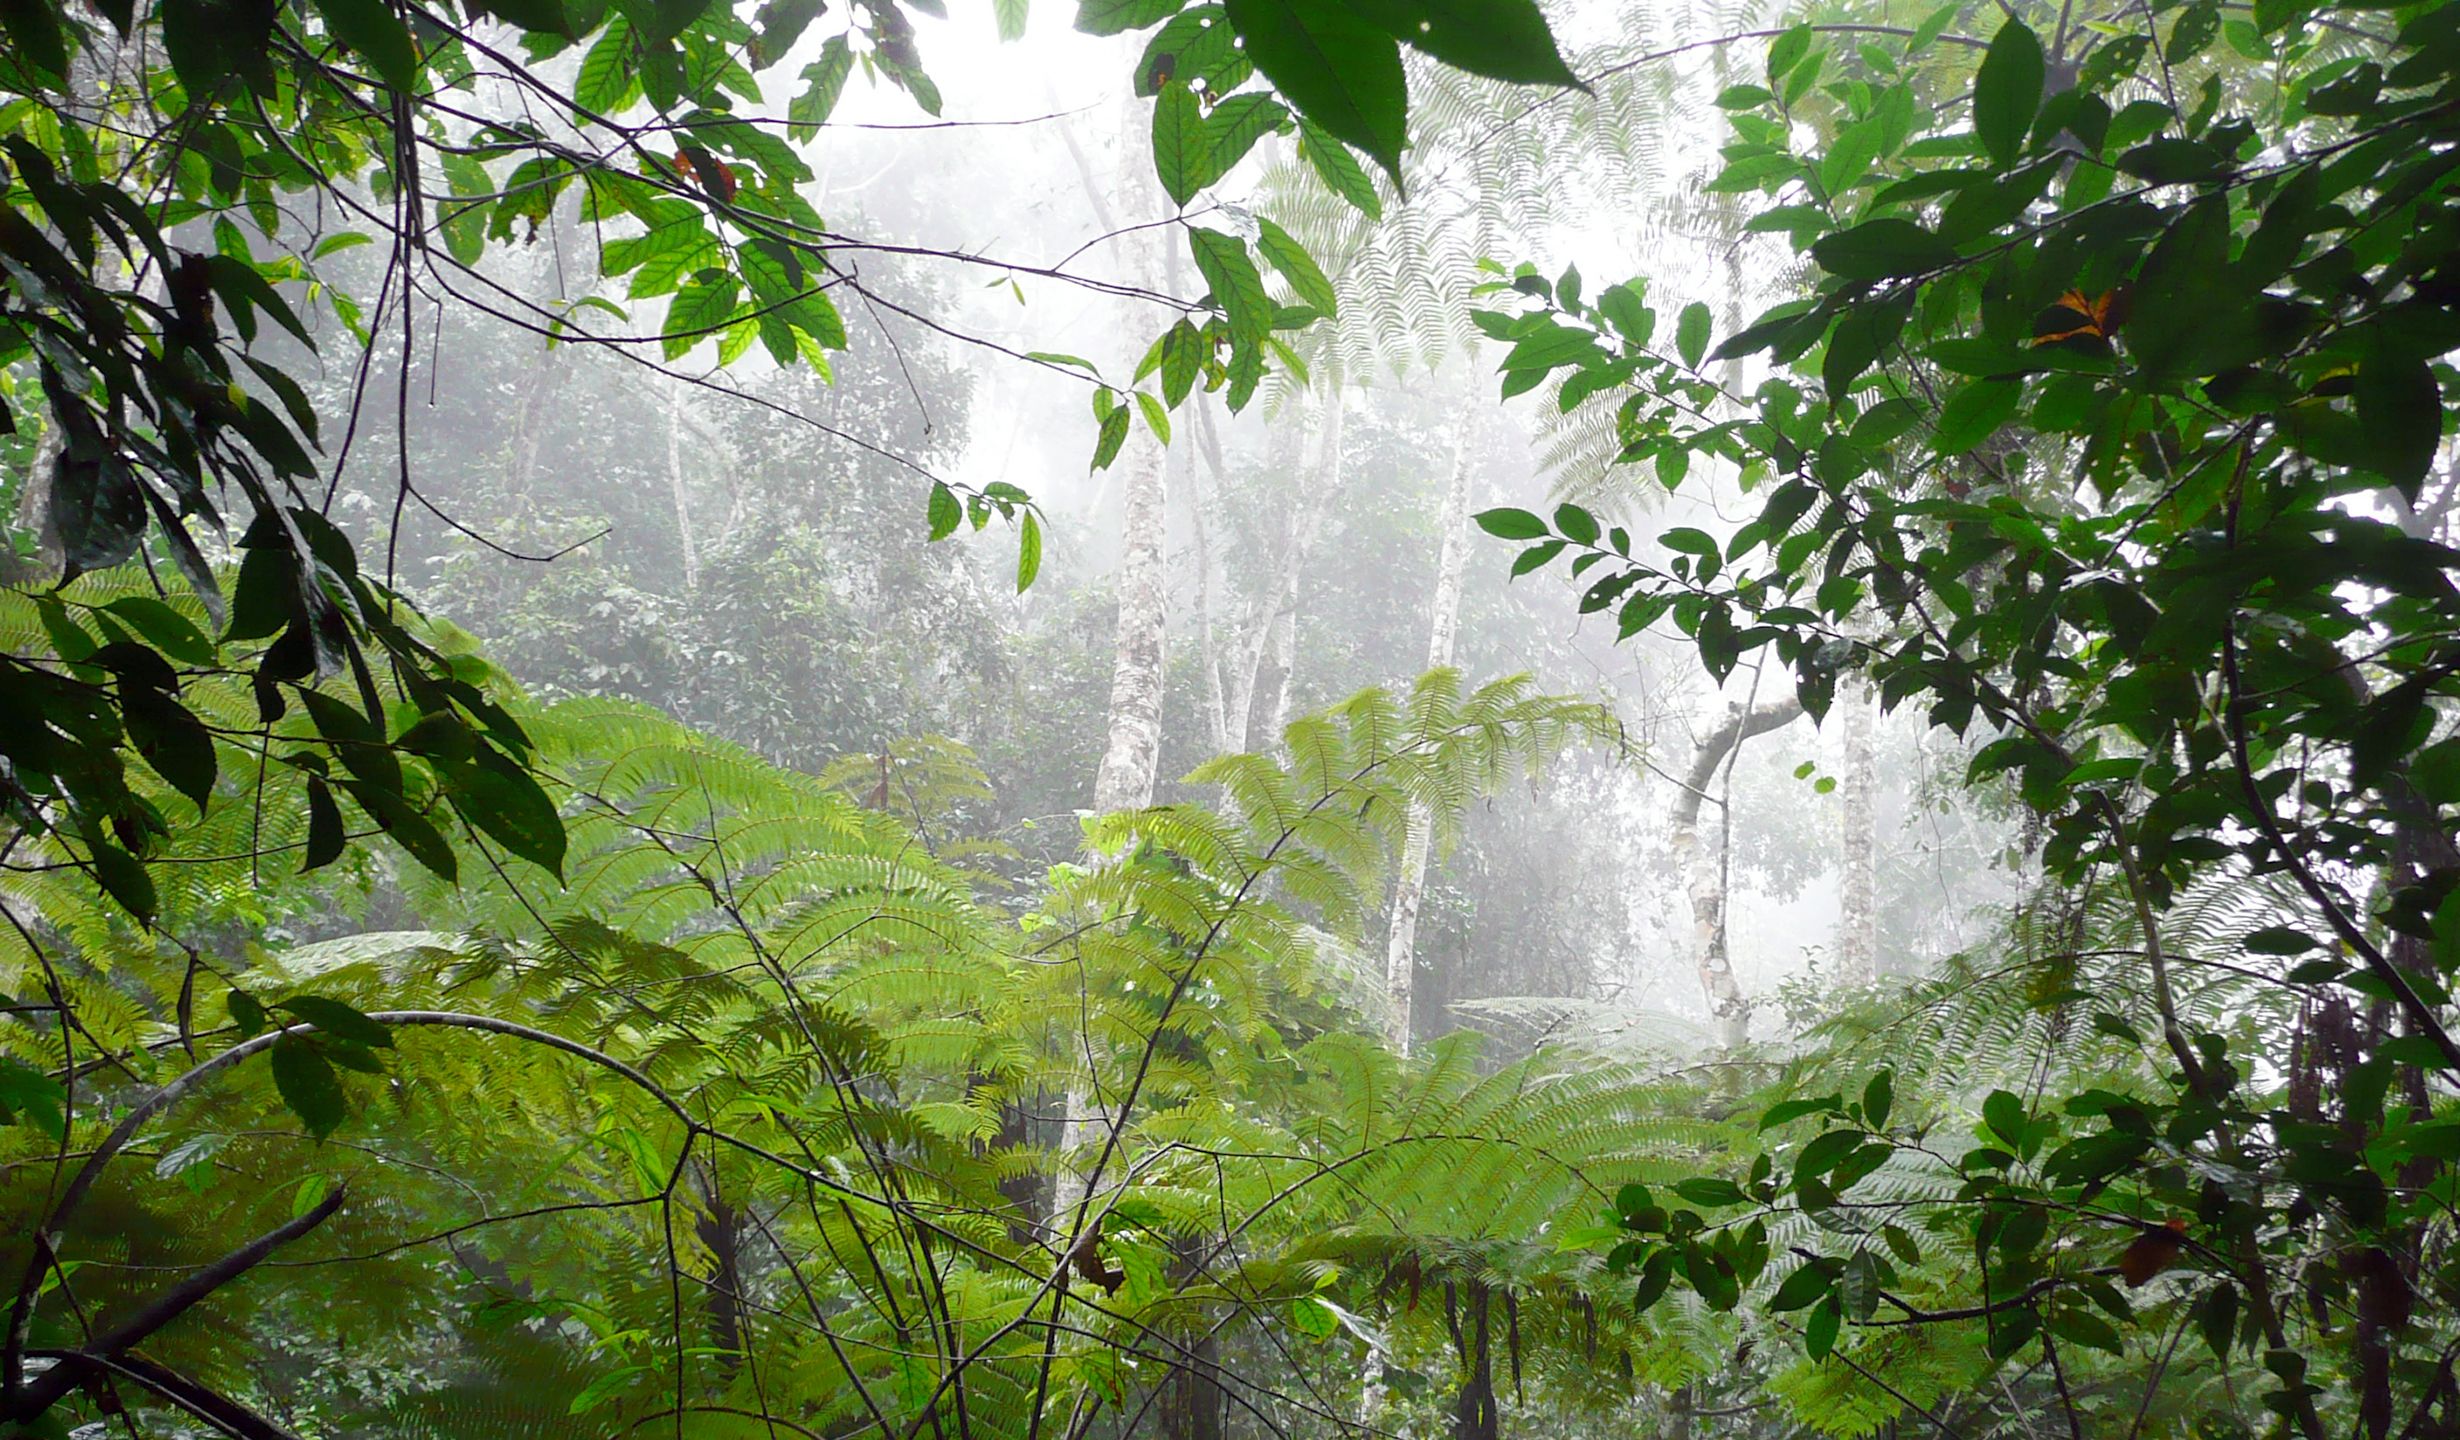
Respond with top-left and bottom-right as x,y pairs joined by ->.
1090,436 -> 1168,816
1381,412 -> 1477,1053
667,377 -> 702,592
1238,380 -> 1345,750
1449,1280 -> 1499,1440
1669,698 -> 1803,1050
1837,673 -> 1878,982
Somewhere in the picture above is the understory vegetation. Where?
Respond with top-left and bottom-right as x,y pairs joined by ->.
1,0 -> 2457,1434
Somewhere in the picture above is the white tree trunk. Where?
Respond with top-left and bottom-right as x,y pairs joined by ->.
1237,380 -> 1345,750
1090,437 -> 1168,815
1837,674 -> 1878,983
1669,699 -> 1803,1050
1380,412 -> 1477,1053
666,378 -> 701,593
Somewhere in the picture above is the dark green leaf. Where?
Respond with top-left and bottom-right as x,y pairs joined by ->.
1934,378 -> 2021,453
442,751 -> 566,877
1973,19 -> 2046,168
276,996 -> 394,1050
1805,1295 -> 1842,1359
271,1035 -> 347,1138
2354,342 -> 2442,498
0,0 -> 68,80
0,1057 -> 66,1140
1152,81 -> 1206,206
1477,507 -> 1550,540
1255,217 -> 1337,318
312,0 -> 421,90
1863,1070 -> 1894,1129
1676,301 -> 1711,369
1297,118 -> 1382,217
1810,219 -> 1957,279
303,776 -> 345,872
1341,0 -> 1578,87
1223,0 -> 1406,178
1077,0 -> 1180,33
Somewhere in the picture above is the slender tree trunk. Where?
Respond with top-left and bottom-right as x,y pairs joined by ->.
1089,437 -> 1168,816
1180,417 -> 1231,755
1239,379 -> 1345,750
1837,673 -> 1878,982
666,378 -> 701,592
1669,698 -> 1803,1049
1381,412 -> 1477,1053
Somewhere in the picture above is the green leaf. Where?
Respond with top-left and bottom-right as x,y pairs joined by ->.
102,597 -> 214,665
1152,81 -> 1206,207
1289,1294 -> 1338,1339
1204,93 -> 1289,180
312,0 -> 420,90
1077,0 -> 1180,33
2117,137 -> 2224,184
1511,539 -> 1567,576
1156,320 -> 1205,406
995,0 -> 1028,38
1973,18 -> 2045,168
1189,228 -> 1272,408
1016,510 -> 1043,592
1771,1259 -> 1838,1311
927,483 -> 963,541
1766,25 -> 1812,81
2354,342 -> 2442,498
1340,0 -> 1579,87
1673,1176 -> 1747,1207
442,751 -> 566,877
270,1036 -> 346,1138
1805,1296 -> 1842,1360
88,833 -> 156,923
1091,401 -> 1132,471
663,272 -> 744,360
0,1057 -> 66,1140
1676,301 -> 1712,369
788,37 -> 854,142
303,776 -> 345,872
228,990 -> 268,1040
1256,217 -> 1337,318
342,779 -> 459,883
1863,1070 -> 1894,1129
0,0 -> 69,79
1298,118 -> 1382,218
1134,390 -> 1171,443
1933,378 -> 2021,454
276,996 -> 394,1050
1476,508 -> 1550,540
125,689 -> 216,811
1630,1247 -> 1676,1309
1811,219 -> 1957,279
1223,0 -> 1406,179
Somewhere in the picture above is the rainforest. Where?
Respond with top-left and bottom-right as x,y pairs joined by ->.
0,0 -> 2457,1434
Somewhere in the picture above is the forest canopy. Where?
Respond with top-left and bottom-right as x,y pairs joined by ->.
1,0 -> 2458,1434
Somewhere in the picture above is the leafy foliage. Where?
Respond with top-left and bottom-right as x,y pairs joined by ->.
1475,0 -> 2460,1431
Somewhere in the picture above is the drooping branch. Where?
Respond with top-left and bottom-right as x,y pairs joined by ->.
7,1183 -> 347,1422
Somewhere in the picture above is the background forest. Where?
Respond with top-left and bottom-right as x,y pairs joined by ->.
0,0 -> 2455,1435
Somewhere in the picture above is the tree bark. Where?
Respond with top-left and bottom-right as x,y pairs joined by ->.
1669,698 -> 1803,1050
1381,412 -> 1477,1053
